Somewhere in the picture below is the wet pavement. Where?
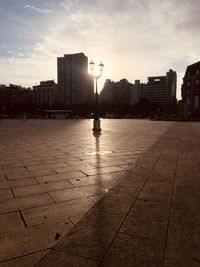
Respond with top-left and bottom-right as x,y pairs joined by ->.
0,119 -> 199,266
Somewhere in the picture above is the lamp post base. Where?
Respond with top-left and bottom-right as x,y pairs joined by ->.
93,119 -> 101,131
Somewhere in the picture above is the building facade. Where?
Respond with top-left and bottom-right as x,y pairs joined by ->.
131,69 -> 177,113
113,79 -> 132,104
33,80 -> 57,107
100,79 -> 132,104
0,84 -> 33,113
99,79 -> 115,102
57,53 -> 94,105
181,61 -> 200,115
131,80 -> 147,105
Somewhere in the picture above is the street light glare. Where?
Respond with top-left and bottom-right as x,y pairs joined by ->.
89,59 -> 95,71
99,62 -> 104,72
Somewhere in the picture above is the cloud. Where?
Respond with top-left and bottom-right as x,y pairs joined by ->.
24,4 -> 52,14
1,0 -> 200,99
0,56 -> 56,87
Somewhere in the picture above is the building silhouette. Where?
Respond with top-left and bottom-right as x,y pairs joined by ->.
100,70 -> 176,114
181,61 -> 200,115
57,53 -> 94,105
131,69 -> 177,113
0,84 -> 33,113
33,80 -> 57,107
131,80 -> 146,105
99,79 -> 115,102
100,79 -> 132,104
113,79 -> 132,104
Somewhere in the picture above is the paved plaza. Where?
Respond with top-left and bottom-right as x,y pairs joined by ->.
0,119 -> 200,266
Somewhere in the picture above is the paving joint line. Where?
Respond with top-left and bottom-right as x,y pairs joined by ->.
52,248 -> 101,264
161,130 -> 181,267
47,192 -> 56,204
0,248 -> 49,265
118,231 -> 165,242
10,187 -> 15,198
99,142 -> 166,265
4,174 -> 9,181
19,210 -> 28,228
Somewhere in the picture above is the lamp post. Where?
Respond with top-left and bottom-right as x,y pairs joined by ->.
89,59 -> 104,131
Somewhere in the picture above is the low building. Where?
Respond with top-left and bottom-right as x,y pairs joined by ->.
181,61 -> 200,116
0,84 -> 33,113
113,79 -> 132,104
100,79 -> 115,102
131,70 -> 177,114
100,79 -> 132,104
141,70 -> 177,113
131,80 -> 147,105
33,80 -> 58,107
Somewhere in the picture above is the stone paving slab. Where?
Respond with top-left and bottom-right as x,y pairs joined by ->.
93,186 -> 140,214
0,212 -> 25,234
6,169 -> 56,180
0,189 -> 13,201
120,200 -> 170,241
0,219 -> 72,262
101,233 -> 165,267
0,174 -> 6,182
49,184 -> 107,202
12,180 -> 73,197
0,193 -> 53,214
22,198 -> 93,226
35,250 -> 99,267
164,220 -> 200,266
55,208 -> 124,261
35,171 -> 86,183
0,178 -> 38,190
68,172 -> 126,188
1,119 -> 200,266
138,181 -> 173,203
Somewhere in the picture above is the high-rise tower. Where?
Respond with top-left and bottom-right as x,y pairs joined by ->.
57,53 -> 94,105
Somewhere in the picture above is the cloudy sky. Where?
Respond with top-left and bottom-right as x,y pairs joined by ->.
0,0 -> 200,98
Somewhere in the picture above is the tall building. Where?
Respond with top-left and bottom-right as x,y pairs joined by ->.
142,70 -> 176,112
181,61 -> 200,115
33,80 -> 57,107
57,53 -> 94,105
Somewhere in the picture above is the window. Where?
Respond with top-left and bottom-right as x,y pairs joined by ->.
187,81 -> 191,86
196,69 -> 200,75
194,95 -> 199,108
186,97 -> 190,105
195,80 -> 200,85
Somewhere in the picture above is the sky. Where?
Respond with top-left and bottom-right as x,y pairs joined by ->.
0,0 -> 200,99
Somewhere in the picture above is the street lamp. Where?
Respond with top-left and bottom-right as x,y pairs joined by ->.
89,59 -> 104,131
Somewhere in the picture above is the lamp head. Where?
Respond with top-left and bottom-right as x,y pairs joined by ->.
89,59 -> 95,71
99,62 -> 104,72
